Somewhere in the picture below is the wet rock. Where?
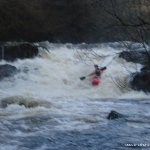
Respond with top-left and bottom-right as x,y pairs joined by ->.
0,43 -> 38,61
119,51 -> 150,65
0,96 -> 56,108
131,72 -> 150,92
141,65 -> 150,73
107,110 -> 123,120
0,64 -> 18,80
120,50 -> 150,92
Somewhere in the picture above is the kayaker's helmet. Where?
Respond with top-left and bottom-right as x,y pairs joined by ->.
94,64 -> 99,68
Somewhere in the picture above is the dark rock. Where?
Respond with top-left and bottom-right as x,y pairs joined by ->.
120,50 -> 150,92
141,66 -> 150,73
0,64 -> 18,80
0,43 -> 38,61
131,72 -> 150,92
119,51 -> 150,65
0,96 -> 53,108
107,110 -> 123,120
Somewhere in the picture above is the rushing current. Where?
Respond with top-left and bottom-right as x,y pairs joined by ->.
0,42 -> 150,150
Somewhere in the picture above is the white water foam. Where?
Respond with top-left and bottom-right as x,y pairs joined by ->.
0,42 -> 149,100
0,42 -> 149,133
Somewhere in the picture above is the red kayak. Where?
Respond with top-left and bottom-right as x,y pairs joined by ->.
92,76 -> 100,86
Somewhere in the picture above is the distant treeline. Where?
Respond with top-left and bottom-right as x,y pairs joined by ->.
0,0 -> 150,43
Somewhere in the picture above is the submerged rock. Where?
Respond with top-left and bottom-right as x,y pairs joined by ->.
107,110 -> 123,120
0,64 -> 18,80
0,96 -> 55,108
0,43 -> 38,61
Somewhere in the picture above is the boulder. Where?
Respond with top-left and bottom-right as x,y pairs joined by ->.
0,96 -> 54,108
107,110 -> 123,120
0,43 -> 38,61
130,72 -> 150,92
141,65 -> 150,73
119,51 -> 150,65
0,64 -> 18,80
120,50 -> 150,92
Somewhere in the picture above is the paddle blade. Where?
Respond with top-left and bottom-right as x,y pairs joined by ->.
80,76 -> 86,80
101,67 -> 107,71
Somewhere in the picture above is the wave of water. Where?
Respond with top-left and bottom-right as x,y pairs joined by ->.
0,42 -> 150,150
0,41 -> 149,100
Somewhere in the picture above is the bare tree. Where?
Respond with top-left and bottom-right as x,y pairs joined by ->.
99,0 -> 150,92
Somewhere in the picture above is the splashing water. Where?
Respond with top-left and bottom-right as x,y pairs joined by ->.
0,42 -> 150,150
0,42 -> 149,100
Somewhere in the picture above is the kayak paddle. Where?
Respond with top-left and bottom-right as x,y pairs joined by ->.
80,66 -> 107,81
80,76 -> 86,80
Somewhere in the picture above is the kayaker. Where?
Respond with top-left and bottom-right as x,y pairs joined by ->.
88,64 -> 106,77
80,64 -> 107,81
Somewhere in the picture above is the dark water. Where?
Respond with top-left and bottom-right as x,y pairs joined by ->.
1,119 -> 150,150
0,99 -> 150,150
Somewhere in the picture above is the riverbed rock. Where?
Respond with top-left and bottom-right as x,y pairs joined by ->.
119,50 -> 150,92
0,96 -> 55,108
0,43 -> 38,61
130,71 -> 150,92
141,65 -> 150,73
107,110 -> 123,120
0,64 -> 18,80
119,51 -> 150,65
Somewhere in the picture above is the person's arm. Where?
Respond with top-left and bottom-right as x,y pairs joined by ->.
88,71 -> 95,76
100,67 -> 107,71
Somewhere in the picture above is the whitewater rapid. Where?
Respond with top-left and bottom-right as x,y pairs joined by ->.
0,42 -> 150,150
0,42 -> 149,100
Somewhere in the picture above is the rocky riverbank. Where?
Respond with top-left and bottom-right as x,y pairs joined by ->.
119,50 -> 150,92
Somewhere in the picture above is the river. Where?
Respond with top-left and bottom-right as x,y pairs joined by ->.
0,42 -> 149,150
